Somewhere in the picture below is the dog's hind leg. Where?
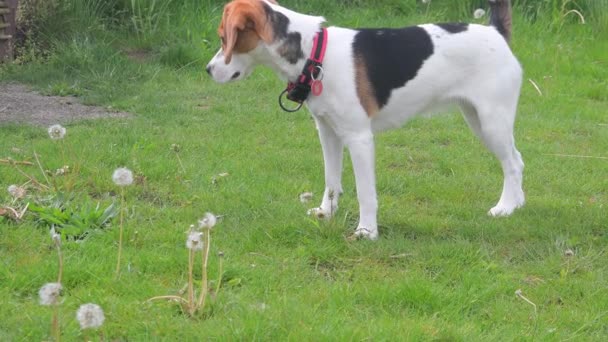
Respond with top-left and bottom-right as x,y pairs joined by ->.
460,100 -> 525,216
308,117 -> 344,219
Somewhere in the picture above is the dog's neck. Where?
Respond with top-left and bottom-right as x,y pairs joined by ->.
257,2 -> 325,83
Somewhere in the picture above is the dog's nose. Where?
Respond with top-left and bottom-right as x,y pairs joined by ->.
205,65 -> 212,76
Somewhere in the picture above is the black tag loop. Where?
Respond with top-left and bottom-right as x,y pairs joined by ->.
279,89 -> 304,112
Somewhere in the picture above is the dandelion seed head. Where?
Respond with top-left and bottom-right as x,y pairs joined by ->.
76,303 -> 105,329
171,144 -> 181,152
48,124 -> 67,140
186,231 -> 204,250
55,166 -> 70,176
422,0 -> 431,4
7,184 -> 26,199
299,192 -> 313,203
515,289 -> 523,296
112,167 -> 134,187
39,282 -> 62,306
564,249 -> 575,257
474,8 -> 486,19
198,212 -> 217,229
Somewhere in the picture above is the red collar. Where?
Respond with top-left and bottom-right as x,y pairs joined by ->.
279,28 -> 328,112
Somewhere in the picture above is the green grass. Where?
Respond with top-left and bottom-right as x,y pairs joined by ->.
1,0 -> 607,340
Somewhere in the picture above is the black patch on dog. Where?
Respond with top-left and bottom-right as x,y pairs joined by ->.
262,2 -> 304,64
278,32 -> 305,64
352,27 -> 434,108
436,23 -> 469,34
262,2 -> 289,40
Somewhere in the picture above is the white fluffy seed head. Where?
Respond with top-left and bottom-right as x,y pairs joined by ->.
299,192 -> 313,203
39,283 -> 62,306
55,166 -> 70,176
474,8 -> 486,19
198,212 -> 217,230
7,184 -> 26,199
48,124 -> 67,140
422,0 -> 431,4
186,231 -> 204,250
112,167 -> 134,187
76,303 -> 105,329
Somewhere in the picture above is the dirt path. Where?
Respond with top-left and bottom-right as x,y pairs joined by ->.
0,83 -> 130,126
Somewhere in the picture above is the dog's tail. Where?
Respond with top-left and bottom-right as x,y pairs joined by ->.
488,0 -> 512,43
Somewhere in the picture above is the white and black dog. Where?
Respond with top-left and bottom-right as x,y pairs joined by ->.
206,0 -> 524,240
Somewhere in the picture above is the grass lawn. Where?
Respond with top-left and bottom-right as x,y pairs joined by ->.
0,1 -> 607,340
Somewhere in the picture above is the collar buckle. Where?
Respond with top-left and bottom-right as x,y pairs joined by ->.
278,28 -> 328,112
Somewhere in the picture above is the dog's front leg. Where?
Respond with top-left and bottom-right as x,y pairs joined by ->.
308,117 -> 343,219
345,131 -> 378,240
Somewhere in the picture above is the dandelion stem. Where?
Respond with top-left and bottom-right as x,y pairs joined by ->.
33,151 -> 52,189
59,140 -> 67,171
197,228 -> 211,312
63,141 -> 81,192
216,253 -> 224,298
114,188 -> 125,279
52,304 -> 60,342
515,289 -> 537,315
187,248 -> 195,315
175,152 -> 186,174
56,244 -> 63,284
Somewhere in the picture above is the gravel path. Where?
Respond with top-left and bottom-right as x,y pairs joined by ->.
0,83 -> 130,126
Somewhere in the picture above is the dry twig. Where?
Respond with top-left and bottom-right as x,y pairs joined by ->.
0,158 -> 34,166
545,153 -> 608,160
528,79 -> 543,96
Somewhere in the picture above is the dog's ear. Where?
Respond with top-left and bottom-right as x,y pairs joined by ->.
220,0 -> 274,65
219,3 -> 244,65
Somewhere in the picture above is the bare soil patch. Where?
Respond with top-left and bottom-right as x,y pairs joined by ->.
0,83 -> 130,126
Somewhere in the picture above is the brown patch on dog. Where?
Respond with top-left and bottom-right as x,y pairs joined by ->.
219,0 -> 275,64
354,55 -> 379,117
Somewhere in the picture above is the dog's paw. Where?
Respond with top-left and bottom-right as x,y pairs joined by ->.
346,227 -> 378,241
489,191 -> 525,217
488,202 -> 523,217
488,206 -> 512,217
307,207 -> 332,220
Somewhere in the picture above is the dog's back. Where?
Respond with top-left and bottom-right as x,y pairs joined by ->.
323,21 -> 521,132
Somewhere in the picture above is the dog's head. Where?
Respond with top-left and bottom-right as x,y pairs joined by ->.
206,0 -> 277,83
